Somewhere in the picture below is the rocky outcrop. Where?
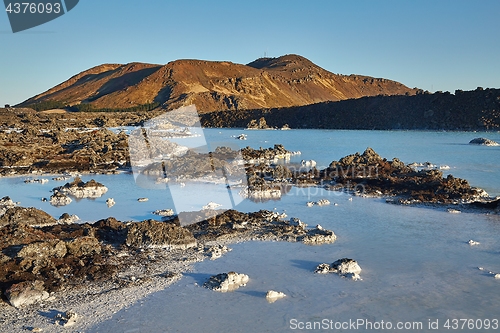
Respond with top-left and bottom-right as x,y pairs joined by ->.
24,178 -> 49,184
140,148 -> 237,182
0,221 -> 116,298
4,280 -> 50,308
203,272 -> 249,292
469,197 -> 500,210
301,225 -> 337,245
50,191 -> 72,206
55,311 -> 79,327
66,236 -> 101,256
240,187 -> 282,200
0,196 -> 18,217
315,258 -> 362,280
307,199 -> 330,207
266,290 -> 286,303
92,217 -> 127,245
246,117 -> 272,129
316,147 -> 488,204
186,209 -> 337,245
152,209 -> 175,217
0,207 -> 336,309
57,213 -> 80,224
0,117 -> 133,176
53,177 -> 108,199
106,198 -> 115,208
205,244 -> 231,260
469,137 -> 499,146
17,239 -> 67,259
241,144 -> 298,163
125,219 -> 196,249
0,207 -> 57,228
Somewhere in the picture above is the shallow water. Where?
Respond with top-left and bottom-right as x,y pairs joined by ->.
1,129 -> 499,332
92,193 -> 500,332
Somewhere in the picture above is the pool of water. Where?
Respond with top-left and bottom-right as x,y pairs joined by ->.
1,129 -> 499,332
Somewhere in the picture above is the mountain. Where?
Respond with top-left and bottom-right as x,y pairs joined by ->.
18,54 -> 418,113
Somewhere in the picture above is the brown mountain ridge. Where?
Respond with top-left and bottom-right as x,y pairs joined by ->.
19,54 -> 418,113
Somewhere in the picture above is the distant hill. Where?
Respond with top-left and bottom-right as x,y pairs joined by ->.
201,88 -> 500,131
18,54 -> 418,113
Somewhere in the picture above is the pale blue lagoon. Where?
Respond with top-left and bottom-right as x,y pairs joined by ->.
1,129 -> 499,332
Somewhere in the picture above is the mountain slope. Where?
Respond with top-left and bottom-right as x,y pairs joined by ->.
19,54 -> 418,113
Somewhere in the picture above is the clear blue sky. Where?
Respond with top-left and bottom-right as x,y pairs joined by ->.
1,0 -> 499,105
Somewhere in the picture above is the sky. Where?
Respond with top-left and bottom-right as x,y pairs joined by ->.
1,0 -> 499,106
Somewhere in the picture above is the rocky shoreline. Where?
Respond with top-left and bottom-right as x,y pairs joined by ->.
241,146 -> 499,211
0,205 -> 336,331
0,108 -> 163,177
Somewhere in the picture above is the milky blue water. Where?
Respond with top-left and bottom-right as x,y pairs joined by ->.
1,129 -> 499,332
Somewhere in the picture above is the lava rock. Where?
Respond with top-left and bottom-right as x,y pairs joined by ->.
49,191 -> 72,206
266,290 -> 286,303
65,236 -> 101,257
0,207 -> 57,228
4,280 -> 49,308
125,219 -> 196,249
203,271 -> 249,292
469,137 -> 499,146
53,177 -> 108,199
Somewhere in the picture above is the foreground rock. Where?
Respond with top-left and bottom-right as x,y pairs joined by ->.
55,311 -> 78,327
53,177 -> 108,198
0,206 -> 57,228
0,207 -> 336,310
205,244 -> 232,260
203,272 -> 249,292
469,137 -> 499,146
125,219 -> 197,249
0,220 -> 118,299
315,258 -> 362,280
4,280 -> 50,308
